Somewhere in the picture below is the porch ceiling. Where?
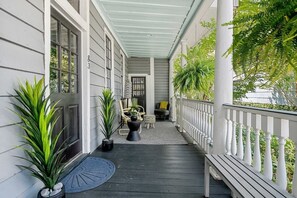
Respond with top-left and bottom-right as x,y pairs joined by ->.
94,0 -> 202,58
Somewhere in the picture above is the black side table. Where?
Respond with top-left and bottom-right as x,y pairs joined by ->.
126,119 -> 141,141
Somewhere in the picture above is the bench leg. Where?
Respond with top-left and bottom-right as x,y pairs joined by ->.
204,159 -> 210,198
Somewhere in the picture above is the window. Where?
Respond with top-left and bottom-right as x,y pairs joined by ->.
50,16 -> 79,93
106,36 -> 112,88
67,0 -> 80,13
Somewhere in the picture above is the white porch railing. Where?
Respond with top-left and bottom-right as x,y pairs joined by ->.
176,98 -> 214,153
224,104 -> 297,195
176,98 -> 297,194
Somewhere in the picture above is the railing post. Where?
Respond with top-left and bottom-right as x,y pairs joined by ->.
212,0 -> 233,154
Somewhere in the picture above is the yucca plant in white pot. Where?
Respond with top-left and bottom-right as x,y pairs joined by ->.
12,78 -> 66,198
99,89 -> 116,151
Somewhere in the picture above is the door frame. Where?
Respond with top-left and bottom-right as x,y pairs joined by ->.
45,0 -> 91,155
128,74 -> 149,113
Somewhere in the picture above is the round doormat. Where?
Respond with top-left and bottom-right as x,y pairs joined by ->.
61,157 -> 116,193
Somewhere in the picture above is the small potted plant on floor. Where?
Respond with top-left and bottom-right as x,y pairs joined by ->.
12,78 -> 66,197
99,89 -> 116,151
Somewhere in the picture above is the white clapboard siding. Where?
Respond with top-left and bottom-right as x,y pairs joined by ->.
0,40 -> 44,74
154,58 -> 169,104
0,68 -> 43,96
0,0 -> 44,195
128,57 -> 150,74
89,1 -> 126,152
0,125 -> 24,154
0,97 -> 20,127
0,10 -> 43,53
0,0 -> 43,31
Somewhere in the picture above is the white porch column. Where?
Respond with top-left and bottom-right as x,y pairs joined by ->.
179,40 -> 187,132
148,57 -> 155,115
212,0 -> 233,154
169,59 -> 176,122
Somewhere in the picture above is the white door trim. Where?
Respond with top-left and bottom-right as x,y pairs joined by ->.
45,0 -> 91,153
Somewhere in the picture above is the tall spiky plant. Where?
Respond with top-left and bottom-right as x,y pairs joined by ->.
12,78 -> 65,190
99,89 -> 116,139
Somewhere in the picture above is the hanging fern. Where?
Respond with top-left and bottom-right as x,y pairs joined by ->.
229,0 -> 297,87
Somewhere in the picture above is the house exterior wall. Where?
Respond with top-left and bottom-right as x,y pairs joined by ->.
0,0 -> 45,197
154,59 -> 169,104
0,1 -> 126,196
127,57 -> 150,75
89,2 -> 126,151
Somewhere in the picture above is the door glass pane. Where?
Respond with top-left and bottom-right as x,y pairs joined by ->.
50,69 -> 59,93
71,53 -> 77,73
70,74 -> 78,93
61,25 -> 69,48
51,17 -> 58,43
61,72 -> 69,93
50,45 -> 58,68
61,49 -> 69,71
70,32 -> 77,53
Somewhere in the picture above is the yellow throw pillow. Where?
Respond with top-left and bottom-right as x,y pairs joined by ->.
160,101 -> 168,109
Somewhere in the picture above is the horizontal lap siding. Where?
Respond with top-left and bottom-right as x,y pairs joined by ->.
0,0 -> 44,197
128,57 -> 150,75
155,59 -> 169,104
89,2 -> 125,151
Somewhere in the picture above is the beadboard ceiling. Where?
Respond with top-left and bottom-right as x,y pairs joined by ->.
94,0 -> 202,58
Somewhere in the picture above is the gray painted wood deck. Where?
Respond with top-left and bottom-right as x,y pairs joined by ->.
66,144 -> 231,198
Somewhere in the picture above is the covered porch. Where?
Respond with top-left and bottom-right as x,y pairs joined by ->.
1,0 -> 297,197
66,122 -> 230,197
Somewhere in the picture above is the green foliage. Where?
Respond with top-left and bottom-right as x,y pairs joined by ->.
233,101 -> 297,111
173,19 -> 216,100
12,78 -> 65,190
99,89 -> 116,139
229,0 -> 297,87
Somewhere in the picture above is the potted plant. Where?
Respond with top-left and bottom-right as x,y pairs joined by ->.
99,89 -> 116,151
12,78 -> 65,198
129,98 -> 139,121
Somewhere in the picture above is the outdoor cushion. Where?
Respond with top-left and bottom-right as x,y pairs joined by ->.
159,101 -> 168,109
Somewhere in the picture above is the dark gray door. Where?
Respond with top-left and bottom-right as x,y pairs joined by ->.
50,13 -> 81,161
131,77 -> 146,110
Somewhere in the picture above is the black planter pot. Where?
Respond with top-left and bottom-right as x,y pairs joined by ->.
130,115 -> 138,121
37,185 -> 65,198
102,138 -> 113,152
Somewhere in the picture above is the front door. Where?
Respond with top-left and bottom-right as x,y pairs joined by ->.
131,77 -> 146,110
50,14 -> 81,161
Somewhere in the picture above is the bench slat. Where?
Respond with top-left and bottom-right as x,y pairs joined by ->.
228,155 -> 293,198
206,155 -> 254,198
212,155 -> 264,197
205,154 -> 294,198
218,155 -> 275,197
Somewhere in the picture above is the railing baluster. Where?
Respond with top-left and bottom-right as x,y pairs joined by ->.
263,116 -> 273,180
276,119 -> 289,190
225,109 -> 232,155
237,111 -> 244,160
253,114 -> 261,172
231,110 -> 237,155
244,112 -> 252,165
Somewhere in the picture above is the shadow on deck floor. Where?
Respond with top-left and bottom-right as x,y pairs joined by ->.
66,144 -> 231,198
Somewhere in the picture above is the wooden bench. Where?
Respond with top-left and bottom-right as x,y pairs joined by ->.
204,154 -> 294,198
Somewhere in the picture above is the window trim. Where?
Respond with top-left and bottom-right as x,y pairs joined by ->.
104,27 -> 114,92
